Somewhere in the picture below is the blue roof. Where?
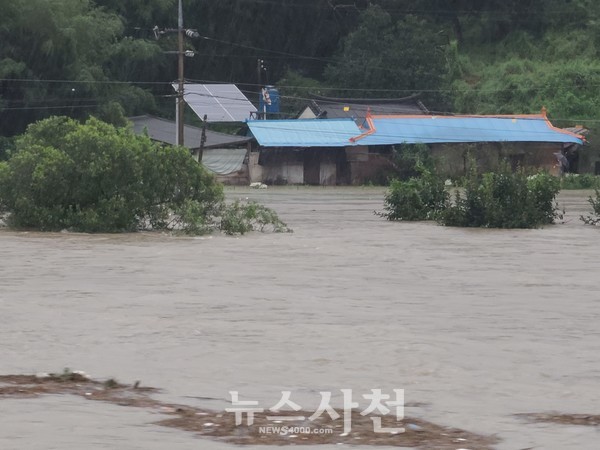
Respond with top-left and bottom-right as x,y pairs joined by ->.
358,115 -> 584,146
247,115 -> 584,148
247,119 -> 361,147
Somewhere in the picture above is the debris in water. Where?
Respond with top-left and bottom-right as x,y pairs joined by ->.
0,372 -> 499,448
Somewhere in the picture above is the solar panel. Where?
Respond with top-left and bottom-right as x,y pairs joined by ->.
173,83 -> 257,122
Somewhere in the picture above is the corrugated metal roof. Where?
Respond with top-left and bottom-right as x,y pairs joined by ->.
357,115 -> 584,146
300,99 -> 426,120
247,119 -> 361,147
247,114 -> 584,148
129,115 -> 251,149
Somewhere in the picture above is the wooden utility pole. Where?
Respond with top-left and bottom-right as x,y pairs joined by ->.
151,1 -> 198,147
176,0 -> 185,146
198,114 -> 207,163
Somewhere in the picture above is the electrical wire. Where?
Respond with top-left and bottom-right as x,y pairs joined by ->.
3,86 -> 599,124
1,104 -> 100,111
0,78 -> 168,85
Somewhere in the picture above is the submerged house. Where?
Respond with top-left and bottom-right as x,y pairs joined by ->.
129,115 -> 252,184
246,110 -> 586,185
247,119 -> 360,185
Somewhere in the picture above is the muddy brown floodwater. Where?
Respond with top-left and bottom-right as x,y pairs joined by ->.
1,187 -> 599,450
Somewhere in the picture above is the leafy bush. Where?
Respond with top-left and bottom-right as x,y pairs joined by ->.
381,159 -> 562,228
381,167 -> 449,221
438,165 -> 562,228
391,143 -> 435,180
560,173 -> 600,190
219,200 -> 291,235
0,116 -> 288,235
581,189 -> 600,226
0,137 -> 15,161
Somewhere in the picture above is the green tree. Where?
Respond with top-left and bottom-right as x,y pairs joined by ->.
324,6 -> 451,104
0,116 -> 222,232
0,0 -> 162,135
276,70 -> 325,117
0,116 -> 289,235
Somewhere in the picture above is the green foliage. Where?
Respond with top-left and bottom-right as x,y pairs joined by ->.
382,157 -> 562,228
0,137 -> 15,161
0,116 -> 223,232
219,200 -> 291,235
324,6 -> 451,102
93,0 -> 176,27
446,3 -> 600,153
95,101 -> 129,128
0,116 -> 289,235
2,0 -> 598,151
438,164 -> 562,228
185,0 -> 344,83
381,168 -> 449,221
0,0 -> 162,136
0,161 -> 8,213
560,174 -> 600,190
452,54 -> 600,119
276,70 -> 325,117
581,189 -> 600,226
391,144 -> 435,180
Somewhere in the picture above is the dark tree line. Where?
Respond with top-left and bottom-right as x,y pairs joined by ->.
1,0 -> 598,139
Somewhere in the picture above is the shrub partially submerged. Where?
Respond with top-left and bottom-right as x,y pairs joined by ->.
381,161 -> 562,229
581,189 -> 600,226
439,166 -> 562,228
0,116 -> 288,235
560,174 -> 600,190
381,167 -> 448,221
220,200 -> 290,235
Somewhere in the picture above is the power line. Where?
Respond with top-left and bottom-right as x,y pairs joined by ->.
0,78 -> 168,85
6,75 -> 600,95
3,85 -> 600,124
2,73 -> 599,124
195,34 -> 334,63
1,104 -> 100,111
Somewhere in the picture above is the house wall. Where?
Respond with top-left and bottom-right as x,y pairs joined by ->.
320,162 -> 337,185
578,146 -> 600,174
248,141 -> 568,186
248,151 -> 264,183
250,149 -> 304,185
345,146 -> 397,185
309,149 -> 340,185
248,148 -> 347,186
263,161 -> 304,185
430,142 -> 563,177
214,170 -> 249,186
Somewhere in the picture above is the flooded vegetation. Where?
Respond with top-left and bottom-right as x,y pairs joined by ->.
1,187 -> 599,449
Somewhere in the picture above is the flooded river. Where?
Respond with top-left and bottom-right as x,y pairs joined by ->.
1,187 -> 599,449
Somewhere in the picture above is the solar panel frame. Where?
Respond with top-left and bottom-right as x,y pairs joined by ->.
173,83 -> 257,122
